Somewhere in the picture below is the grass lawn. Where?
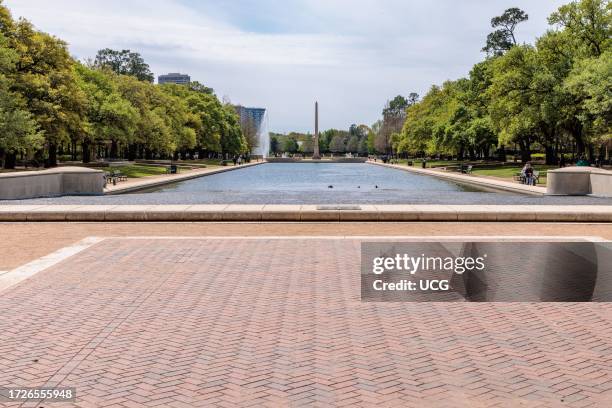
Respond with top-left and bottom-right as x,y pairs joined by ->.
179,159 -> 226,167
396,159 -> 460,167
471,165 -> 557,186
112,165 -> 169,178
393,159 -> 556,186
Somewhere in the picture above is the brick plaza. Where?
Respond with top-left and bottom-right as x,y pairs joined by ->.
1,236 -> 611,407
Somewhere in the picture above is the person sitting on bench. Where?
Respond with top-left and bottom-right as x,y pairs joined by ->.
521,162 -> 535,186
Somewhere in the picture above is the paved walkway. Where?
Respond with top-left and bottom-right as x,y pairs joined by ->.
370,162 -> 547,195
1,237 -> 611,407
2,222 -> 612,272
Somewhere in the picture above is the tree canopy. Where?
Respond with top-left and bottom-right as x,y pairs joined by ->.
0,1 -> 248,168
483,8 -> 529,56
94,48 -> 155,83
390,0 -> 610,164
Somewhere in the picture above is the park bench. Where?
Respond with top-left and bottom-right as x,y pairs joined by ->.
461,165 -> 473,174
112,170 -> 127,181
104,169 -> 127,186
513,173 -> 525,183
513,170 -> 540,185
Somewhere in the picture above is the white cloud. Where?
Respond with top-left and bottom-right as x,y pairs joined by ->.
4,0 -> 567,132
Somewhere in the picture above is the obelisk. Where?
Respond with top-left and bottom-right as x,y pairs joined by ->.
313,101 -> 321,160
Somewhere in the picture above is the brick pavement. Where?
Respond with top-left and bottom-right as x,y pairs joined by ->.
2,222 -> 612,271
1,238 -> 611,407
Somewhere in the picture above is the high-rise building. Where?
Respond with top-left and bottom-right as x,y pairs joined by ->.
158,73 -> 191,85
234,106 -> 270,158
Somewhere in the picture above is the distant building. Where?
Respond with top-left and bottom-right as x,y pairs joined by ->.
234,106 -> 270,158
158,73 -> 190,85
235,106 -> 266,128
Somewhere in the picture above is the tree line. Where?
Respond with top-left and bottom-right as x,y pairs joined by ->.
385,0 -> 610,164
0,1 -> 248,169
270,124 -> 371,156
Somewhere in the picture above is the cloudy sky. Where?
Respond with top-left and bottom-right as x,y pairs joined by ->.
5,0 -> 567,133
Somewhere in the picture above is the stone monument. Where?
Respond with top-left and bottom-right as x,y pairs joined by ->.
313,101 -> 321,160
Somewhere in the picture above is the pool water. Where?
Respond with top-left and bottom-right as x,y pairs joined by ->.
138,162 -> 512,203
5,163 -> 611,205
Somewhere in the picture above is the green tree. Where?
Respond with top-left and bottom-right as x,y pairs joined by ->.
0,33 -> 42,168
358,137 -> 369,155
549,0 -> 611,58
565,51 -> 612,158
94,48 -> 154,82
329,134 -> 346,153
188,81 -> 214,95
483,8 -> 529,56
2,14 -> 87,166
76,65 -> 141,161
220,104 -> 246,155
383,95 -> 409,117
488,46 -> 542,162
380,95 -> 419,154
300,137 -> 314,154
368,120 -> 382,154
282,137 -> 298,153
346,135 -> 359,153
270,136 -> 280,154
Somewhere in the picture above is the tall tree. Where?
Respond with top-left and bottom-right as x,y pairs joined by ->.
2,15 -> 87,167
76,65 -> 143,160
565,51 -> 612,159
94,48 -> 154,82
0,31 -> 42,168
407,92 -> 420,105
380,95 -> 414,154
483,8 -> 529,56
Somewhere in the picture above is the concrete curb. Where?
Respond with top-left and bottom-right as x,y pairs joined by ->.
104,161 -> 266,195
369,161 -> 547,195
0,205 -> 611,222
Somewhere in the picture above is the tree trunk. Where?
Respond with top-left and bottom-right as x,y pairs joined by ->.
574,134 -> 585,156
519,140 -> 531,163
47,144 -> 58,168
587,144 -> 595,162
3,151 -> 16,169
545,145 -> 557,165
82,140 -> 91,163
497,145 -> 506,162
598,143 -> 606,162
128,144 -> 137,161
110,140 -> 118,159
